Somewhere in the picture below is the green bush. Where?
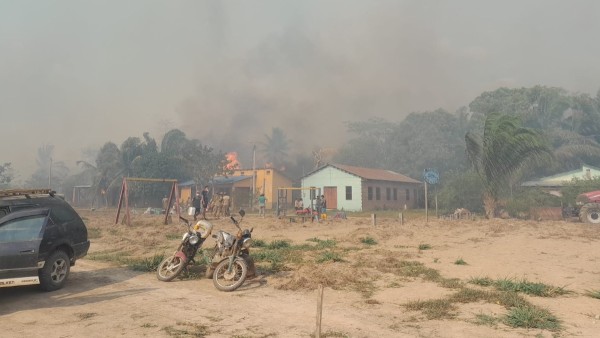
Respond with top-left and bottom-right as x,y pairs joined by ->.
360,237 -> 377,245
316,251 -> 344,263
504,188 -> 561,217
437,171 -> 484,213
267,240 -> 291,249
128,253 -> 165,272
561,177 -> 600,206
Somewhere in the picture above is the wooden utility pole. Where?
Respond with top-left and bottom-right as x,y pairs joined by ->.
425,181 -> 429,223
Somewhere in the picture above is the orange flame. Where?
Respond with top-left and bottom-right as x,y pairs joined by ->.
225,152 -> 240,170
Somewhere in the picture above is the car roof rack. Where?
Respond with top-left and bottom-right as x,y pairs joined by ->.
0,189 -> 53,198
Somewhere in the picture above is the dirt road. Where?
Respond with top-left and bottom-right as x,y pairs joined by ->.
1,212 -> 599,337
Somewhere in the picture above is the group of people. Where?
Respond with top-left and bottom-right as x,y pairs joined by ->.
315,195 -> 327,219
293,195 -> 327,220
209,192 -> 231,218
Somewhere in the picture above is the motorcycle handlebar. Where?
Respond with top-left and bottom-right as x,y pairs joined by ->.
230,216 -> 242,231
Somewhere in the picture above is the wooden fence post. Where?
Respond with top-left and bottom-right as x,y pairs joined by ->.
371,213 -> 376,226
316,284 -> 324,338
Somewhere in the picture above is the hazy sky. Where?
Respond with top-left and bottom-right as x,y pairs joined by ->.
2,0 -> 600,181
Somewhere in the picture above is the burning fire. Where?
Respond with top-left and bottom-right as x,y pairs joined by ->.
225,152 -> 241,170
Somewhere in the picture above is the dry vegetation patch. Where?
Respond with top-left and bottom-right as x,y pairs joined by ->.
73,210 -> 599,335
273,263 -> 375,294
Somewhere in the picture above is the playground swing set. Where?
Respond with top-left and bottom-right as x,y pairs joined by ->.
114,177 -> 181,226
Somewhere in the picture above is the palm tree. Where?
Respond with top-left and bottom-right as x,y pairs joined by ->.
27,144 -> 69,189
261,127 -> 290,169
465,113 -> 552,218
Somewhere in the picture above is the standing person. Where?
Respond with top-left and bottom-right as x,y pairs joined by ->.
162,195 -> 169,213
222,193 -> 231,216
201,185 -> 210,220
258,193 -> 266,218
315,195 -> 322,222
213,192 -> 224,218
192,192 -> 201,221
320,195 -> 327,220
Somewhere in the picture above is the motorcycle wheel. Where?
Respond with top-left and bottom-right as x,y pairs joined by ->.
156,255 -> 186,282
212,257 -> 247,292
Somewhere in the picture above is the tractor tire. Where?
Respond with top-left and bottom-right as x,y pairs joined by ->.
579,203 -> 600,224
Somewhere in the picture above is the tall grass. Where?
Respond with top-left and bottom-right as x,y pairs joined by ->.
469,277 -> 569,297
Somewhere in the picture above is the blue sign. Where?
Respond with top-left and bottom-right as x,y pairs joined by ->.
423,168 -> 439,185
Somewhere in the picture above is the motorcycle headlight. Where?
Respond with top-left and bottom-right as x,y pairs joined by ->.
242,238 -> 252,249
189,234 -> 199,245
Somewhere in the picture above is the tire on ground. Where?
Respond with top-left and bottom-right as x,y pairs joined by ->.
39,250 -> 70,291
579,203 -> 600,224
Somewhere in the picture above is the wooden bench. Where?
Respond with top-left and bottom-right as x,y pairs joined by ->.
288,215 -> 308,223
288,210 -> 319,223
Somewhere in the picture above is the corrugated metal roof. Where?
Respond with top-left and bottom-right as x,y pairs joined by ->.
178,180 -> 196,187
304,163 -> 421,184
211,175 -> 252,185
522,164 -> 600,187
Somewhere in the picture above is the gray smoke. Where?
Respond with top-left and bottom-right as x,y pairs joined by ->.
1,0 -> 599,178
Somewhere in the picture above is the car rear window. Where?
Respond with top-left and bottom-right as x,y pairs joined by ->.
50,205 -> 77,223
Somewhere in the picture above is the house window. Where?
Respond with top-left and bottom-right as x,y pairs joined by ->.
406,189 -> 410,201
414,189 -> 417,201
368,187 -> 373,200
393,188 -> 397,200
310,187 -> 317,200
376,187 -> 380,200
240,172 -> 245,175
266,170 -> 271,175
346,186 -> 352,200
386,187 -> 391,200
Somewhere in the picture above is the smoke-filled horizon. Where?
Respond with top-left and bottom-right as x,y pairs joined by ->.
2,0 -> 600,181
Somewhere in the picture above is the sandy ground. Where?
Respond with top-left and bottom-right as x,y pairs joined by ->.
1,209 -> 599,338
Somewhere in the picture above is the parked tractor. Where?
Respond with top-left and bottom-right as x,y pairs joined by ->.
562,190 -> 600,224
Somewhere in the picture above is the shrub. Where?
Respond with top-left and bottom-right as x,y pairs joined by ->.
504,306 -> 560,331
360,237 -> 377,245
316,251 -> 344,263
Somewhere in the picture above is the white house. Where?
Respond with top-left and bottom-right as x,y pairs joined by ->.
301,163 -> 422,212
522,164 -> 600,188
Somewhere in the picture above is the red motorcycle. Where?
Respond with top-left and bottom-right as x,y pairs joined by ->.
156,216 -> 213,281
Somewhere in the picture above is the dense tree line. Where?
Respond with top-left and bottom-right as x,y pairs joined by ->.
334,86 -> 600,216
55,130 -> 227,207
15,85 -> 600,216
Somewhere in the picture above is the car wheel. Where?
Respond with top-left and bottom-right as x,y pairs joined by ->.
39,250 -> 70,291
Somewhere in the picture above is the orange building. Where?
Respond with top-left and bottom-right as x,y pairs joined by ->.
216,168 -> 293,210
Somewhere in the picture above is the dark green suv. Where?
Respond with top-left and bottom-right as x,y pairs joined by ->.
0,189 -> 90,291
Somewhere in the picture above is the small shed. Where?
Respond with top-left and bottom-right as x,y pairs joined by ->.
301,163 -> 422,212
211,175 -> 253,210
